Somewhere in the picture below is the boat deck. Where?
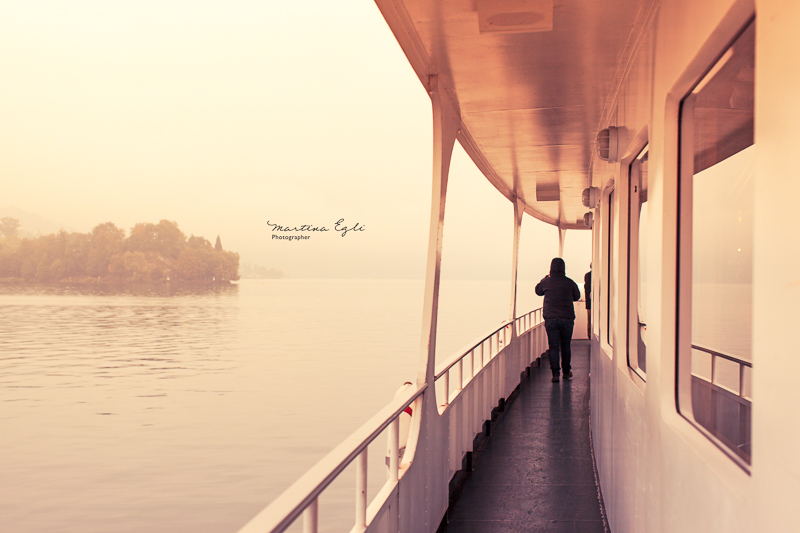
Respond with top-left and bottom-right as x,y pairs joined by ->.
444,340 -> 609,532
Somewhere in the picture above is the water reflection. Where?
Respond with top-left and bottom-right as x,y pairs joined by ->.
0,279 -> 519,532
0,279 -> 423,533
0,280 -> 239,298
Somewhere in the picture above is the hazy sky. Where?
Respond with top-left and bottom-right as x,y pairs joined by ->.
1,0 -> 590,281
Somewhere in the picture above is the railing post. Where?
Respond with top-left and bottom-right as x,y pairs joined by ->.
469,349 -> 474,379
355,449 -> 367,529
443,372 -> 450,405
303,499 -> 318,533
457,359 -> 463,390
389,418 -> 399,482
739,364 -> 745,398
711,354 -> 717,385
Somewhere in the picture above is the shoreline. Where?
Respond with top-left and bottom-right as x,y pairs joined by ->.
0,277 -> 236,286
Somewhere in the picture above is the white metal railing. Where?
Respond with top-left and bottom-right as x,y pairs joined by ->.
236,382 -> 424,533
691,344 -> 752,400
237,307 -> 545,533
690,344 -> 752,463
434,308 -> 543,408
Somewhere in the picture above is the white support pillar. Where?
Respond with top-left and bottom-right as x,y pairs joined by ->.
398,75 -> 461,533
509,197 -> 524,324
417,75 -> 460,388
558,225 -> 566,258
507,197 -> 525,390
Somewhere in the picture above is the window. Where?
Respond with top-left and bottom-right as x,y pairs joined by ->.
678,20 -> 754,464
606,189 -> 617,348
628,146 -> 648,378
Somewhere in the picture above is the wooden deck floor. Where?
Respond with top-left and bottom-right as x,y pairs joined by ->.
443,340 -> 609,533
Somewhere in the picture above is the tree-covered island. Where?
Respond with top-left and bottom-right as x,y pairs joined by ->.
0,218 -> 239,283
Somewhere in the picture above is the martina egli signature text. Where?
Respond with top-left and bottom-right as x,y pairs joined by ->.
267,219 -> 365,240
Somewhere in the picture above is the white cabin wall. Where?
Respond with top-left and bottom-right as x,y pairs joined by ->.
591,0 -> 763,532
613,25 -> 657,533
592,14 -> 658,533
753,1 -> 800,529
591,98 -> 616,528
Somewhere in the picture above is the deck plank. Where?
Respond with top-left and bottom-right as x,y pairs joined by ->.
445,340 -> 608,533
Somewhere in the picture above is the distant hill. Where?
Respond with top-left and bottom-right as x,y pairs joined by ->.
0,207 -> 69,238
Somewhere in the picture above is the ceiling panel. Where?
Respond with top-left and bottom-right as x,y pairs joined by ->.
378,0 -> 646,228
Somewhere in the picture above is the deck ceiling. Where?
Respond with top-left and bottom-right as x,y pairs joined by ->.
376,0 -> 646,228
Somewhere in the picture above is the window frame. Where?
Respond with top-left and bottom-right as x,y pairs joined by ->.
627,144 -> 649,381
605,186 -> 617,350
676,17 -> 755,469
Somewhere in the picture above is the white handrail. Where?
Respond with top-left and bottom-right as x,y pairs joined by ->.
236,383 -> 425,533
434,324 -> 509,379
691,344 -> 751,399
434,308 -> 543,410
434,309 -> 541,380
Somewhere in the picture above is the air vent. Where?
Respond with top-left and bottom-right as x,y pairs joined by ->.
596,126 -> 619,163
477,0 -> 553,34
583,212 -> 594,228
536,183 -> 560,202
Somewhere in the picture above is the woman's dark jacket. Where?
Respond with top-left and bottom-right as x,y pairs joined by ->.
535,258 -> 581,320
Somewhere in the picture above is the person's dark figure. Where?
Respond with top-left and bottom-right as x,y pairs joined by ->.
535,257 -> 581,382
585,268 -> 592,338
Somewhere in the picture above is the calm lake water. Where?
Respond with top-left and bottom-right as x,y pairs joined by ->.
0,278 -> 539,533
